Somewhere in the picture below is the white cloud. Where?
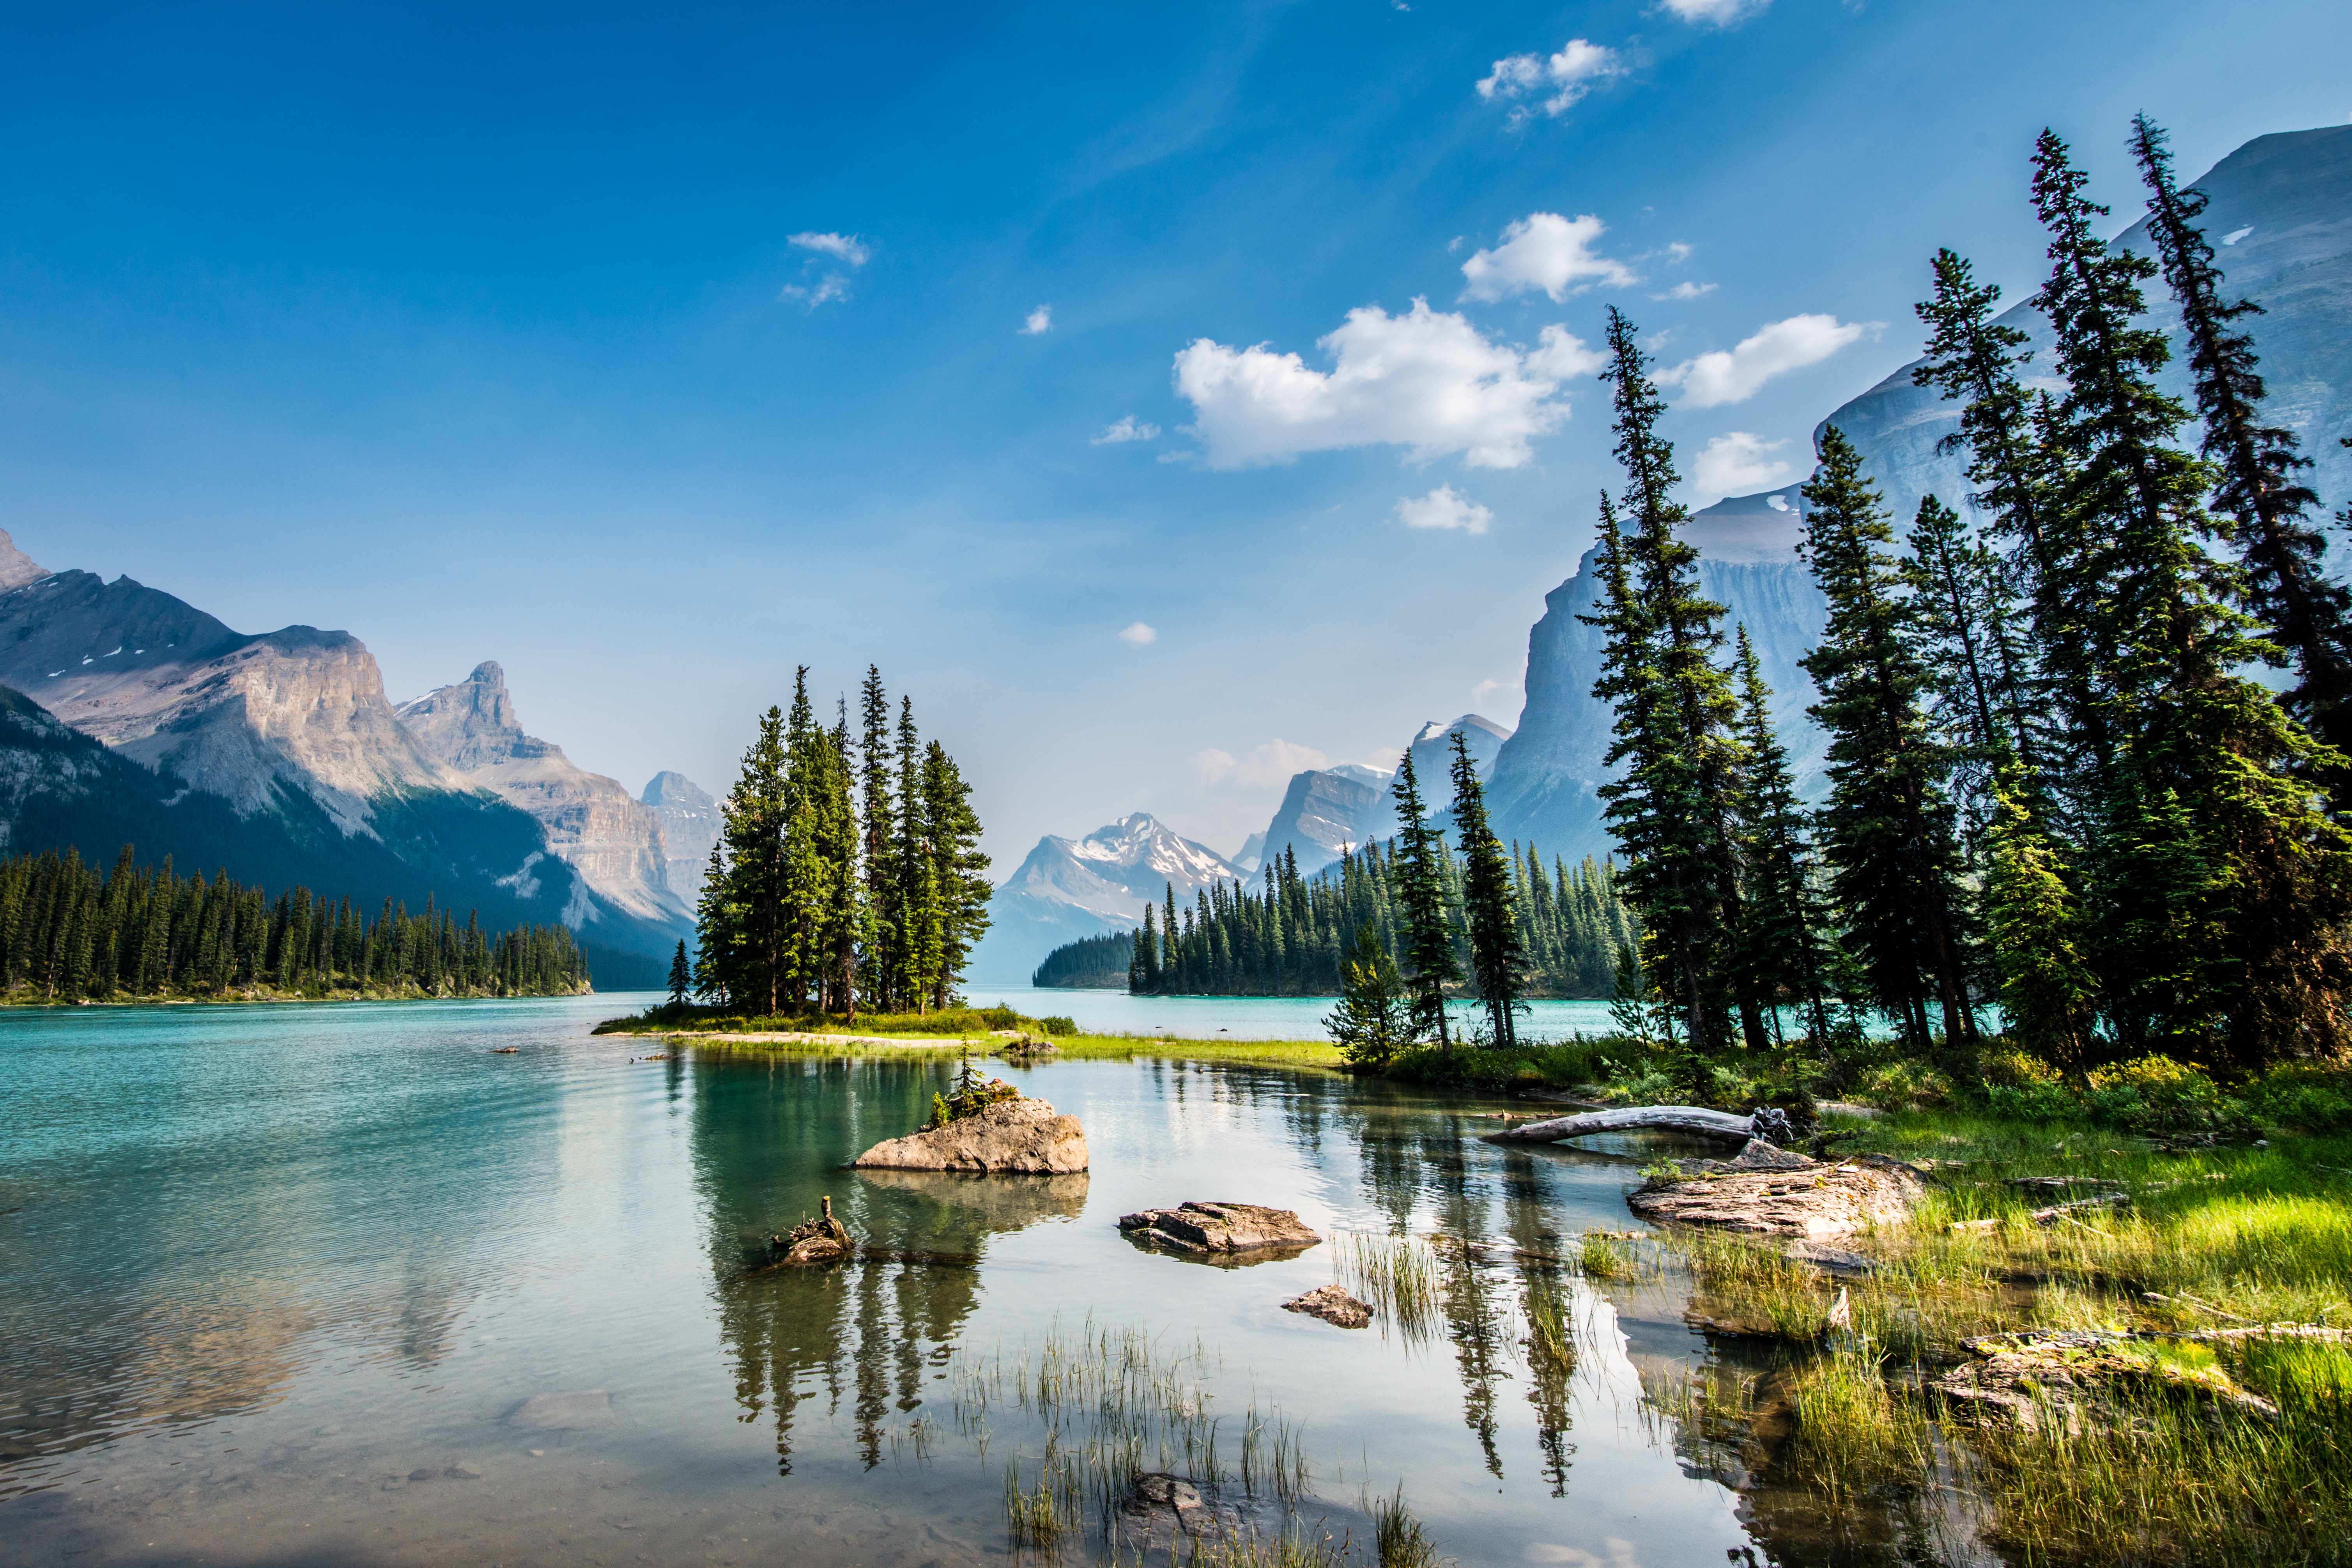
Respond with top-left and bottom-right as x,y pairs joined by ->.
1471,676 -> 1522,710
1396,486 -> 1494,535
1476,39 -> 1624,118
1093,415 -> 1161,445
1525,323 -> 1605,380
779,275 -> 851,308
1195,740 -> 1329,789
1117,621 -> 1158,645
788,232 -> 871,266
1692,432 -> 1793,496
1460,213 -> 1637,303
1660,0 -> 1770,25
1172,298 -> 1575,469
1652,280 -> 1717,301
1021,304 -> 1053,335
1653,313 -> 1878,407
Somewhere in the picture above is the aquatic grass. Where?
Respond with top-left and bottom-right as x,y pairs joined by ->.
1522,1274 -> 1575,1370
1369,1485 -> 1437,1568
1331,1232 -> 1443,1345
1788,1352 -> 1933,1508
1577,1231 -> 1646,1280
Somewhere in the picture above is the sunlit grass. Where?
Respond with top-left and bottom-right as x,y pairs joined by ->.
1331,1232 -> 1443,1345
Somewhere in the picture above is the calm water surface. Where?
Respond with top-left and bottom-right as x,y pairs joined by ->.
2,993 -> 1963,1567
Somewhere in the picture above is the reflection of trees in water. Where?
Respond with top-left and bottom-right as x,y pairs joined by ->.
688,1054 -> 1085,1476
1495,1147 -> 1576,1495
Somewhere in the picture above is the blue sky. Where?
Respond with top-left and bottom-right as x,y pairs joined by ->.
4,0 -> 2348,867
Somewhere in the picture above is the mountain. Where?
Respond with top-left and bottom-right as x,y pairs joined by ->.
1482,484 -> 1830,862
643,771 -> 722,906
967,813 -> 1247,983
0,532 -> 683,979
395,662 -> 685,926
1251,714 -> 1513,876
1824,124 -> 2352,545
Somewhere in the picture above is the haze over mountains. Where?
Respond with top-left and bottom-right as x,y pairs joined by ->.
991,126 -> 2352,986
0,533 -> 699,983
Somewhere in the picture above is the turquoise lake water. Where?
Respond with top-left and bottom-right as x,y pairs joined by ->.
0,992 -> 1961,1567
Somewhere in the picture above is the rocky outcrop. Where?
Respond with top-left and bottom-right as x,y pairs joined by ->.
850,1097 -> 1089,1174
643,771 -> 720,905
0,530 -> 48,592
1118,1202 -> 1321,1260
1254,764 -> 1389,875
1282,1284 -> 1372,1328
1627,1148 -> 1924,1238
398,662 -> 685,926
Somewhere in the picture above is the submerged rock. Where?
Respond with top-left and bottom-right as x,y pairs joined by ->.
1281,1283 -> 1372,1328
850,1097 -> 1088,1174
1119,1202 -> 1321,1262
1628,1149 -> 1924,1238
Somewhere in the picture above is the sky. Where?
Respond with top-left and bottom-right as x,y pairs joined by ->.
4,0 -> 2349,872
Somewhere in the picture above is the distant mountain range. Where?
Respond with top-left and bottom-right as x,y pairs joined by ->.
0,533 -> 710,984
997,125 -> 2352,979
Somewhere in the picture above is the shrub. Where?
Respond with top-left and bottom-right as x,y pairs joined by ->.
1854,1060 -> 1956,1111
1037,1015 -> 1078,1037
2084,1054 -> 2245,1136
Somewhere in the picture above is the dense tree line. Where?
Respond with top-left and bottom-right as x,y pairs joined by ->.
1121,831 -> 1633,1002
1032,931 -> 1132,989
1586,117 -> 2352,1076
693,667 -> 989,1016
1,845 -> 588,1002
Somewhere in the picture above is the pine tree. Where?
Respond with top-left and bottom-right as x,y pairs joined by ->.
667,940 -> 690,1007
1130,903 -> 1161,993
717,704 -> 789,1013
1801,424 -> 1977,1053
1727,626 -> 1833,1047
1387,745 -> 1458,1046
2031,127 -> 2352,1065
2131,113 -> 2352,774
858,666 -> 899,1003
1982,765 -> 2096,1071
1586,308 -> 1747,1054
1901,492 -> 2033,845
814,710 -> 863,1017
920,740 -> 992,1011
1449,729 -> 1525,1048
1324,923 -> 1411,1066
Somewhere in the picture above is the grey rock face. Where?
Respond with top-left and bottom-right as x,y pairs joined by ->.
398,662 -> 685,926
642,770 -> 720,905
970,813 -> 1246,982
0,530 -> 48,591
1253,714 -> 1512,876
850,1097 -> 1090,1174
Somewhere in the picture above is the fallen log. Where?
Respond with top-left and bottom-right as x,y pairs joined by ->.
2028,1192 -> 2130,1226
1482,1104 -> 1756,1145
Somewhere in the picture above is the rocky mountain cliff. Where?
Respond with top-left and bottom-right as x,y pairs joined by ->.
643,771 -> 721,906
0,534 -> 686,976
396,663 -> 685,926
1247,714 -> 1512,876
969,813 -> 1248,983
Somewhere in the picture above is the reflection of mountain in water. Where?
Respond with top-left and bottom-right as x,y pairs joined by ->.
686,1056 -> 1090,1474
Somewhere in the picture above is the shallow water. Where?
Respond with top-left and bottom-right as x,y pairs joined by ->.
963,987 -> 1619,1042
2,993 -> 1967,1567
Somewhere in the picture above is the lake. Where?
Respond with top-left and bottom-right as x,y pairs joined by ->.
1,992 -> 1962,1566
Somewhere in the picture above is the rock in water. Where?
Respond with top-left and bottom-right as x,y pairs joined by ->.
1281,1283 -> 1372,1328
1119,1202 -> 1320,1261
1626,1151 -> 1924,1239
850,1098 -> 1088,1174
772,1195 -> 854,1264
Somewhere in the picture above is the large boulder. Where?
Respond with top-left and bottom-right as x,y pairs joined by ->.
1627,1148 -> 1924,1238
1118,1201 -> 1320,1262
851,1097 -> 1088,1174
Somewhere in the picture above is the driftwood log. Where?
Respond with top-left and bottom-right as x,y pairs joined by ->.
1483,1104 -> 1758,1145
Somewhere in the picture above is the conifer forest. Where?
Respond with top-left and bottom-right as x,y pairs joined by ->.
690,665 -> 991,1016
0,845 -> 589,1002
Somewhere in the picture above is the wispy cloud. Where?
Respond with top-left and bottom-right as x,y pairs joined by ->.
779,275 -> 851,308
1118,621 -> 1159,645
1691,431 -> 1793,496
788,232 -> 871,265
1395,486 -> 1494,535
1651,280 -> 1718,301
1195,739 -> 1329,789
1173,299 -> 1582,470
1021,304 -> 1053,335
1471,676 -> 1522,710
1093,415 -> 1161,444
1476,39 -> 1625,119
1660,0 -> 1770,25
1653,313 -> 1878,407
1459,213 -> 1637,302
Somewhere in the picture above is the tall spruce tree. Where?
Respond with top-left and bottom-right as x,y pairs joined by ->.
857,666 -> 898,1004
1901,493 -> 2034,845
2131,113 -> 2352,771
1801,425 -> 1977,1053
667,940 -> 690,1007
1388,746 -> 1458,1046
1727,626 -> 1833,1047
920,740 -> 992,1011
717,704 -> 789,1013
2030,127 -> 2352,1065
1584,309 -> 1747,1053
814,708 -> 863,1016
1449,729 -> 1526,1048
